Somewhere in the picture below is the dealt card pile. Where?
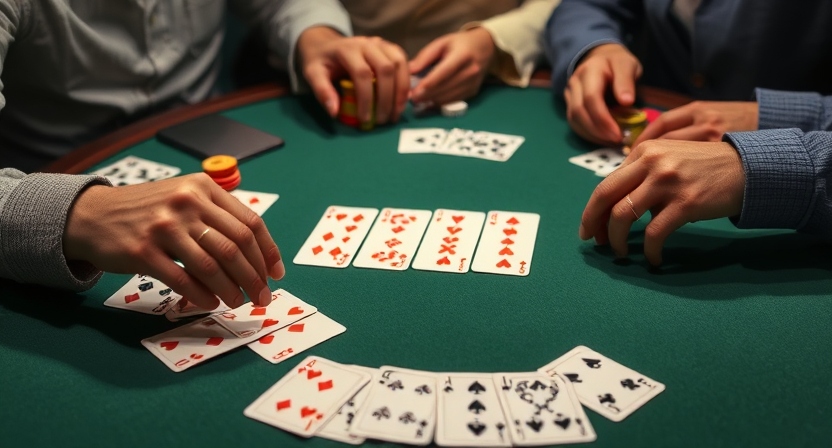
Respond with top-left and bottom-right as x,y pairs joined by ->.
246,346 -> 663,446
294,206 -> 540,277
569,148 -> 626,178
399,128 -> 525,162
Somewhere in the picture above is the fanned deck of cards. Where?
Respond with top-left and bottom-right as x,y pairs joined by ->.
294,206 -> 539,277
245,346 -> 663,446
399,128 -> 525,162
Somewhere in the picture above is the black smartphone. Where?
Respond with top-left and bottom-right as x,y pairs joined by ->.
157,114 -> 285,160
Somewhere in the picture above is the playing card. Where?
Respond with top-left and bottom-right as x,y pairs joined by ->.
436,373 -> 511,447
211,289 -> 317,338
568,148 -> 625,177
472,211 -> 540,276
398,128 -> 448,154
229,189 -> 279,216
436,128 -> 475,156
90,155 -> 180,186
538,346 -> 666,422
103,274 -> 181,315
466,131 -> 525,162
317,365 -> 379,445
412,209 -> 485,274
350,366 -> 438,446
142,316 -> 264,372
247,312 -> 346,364
244,357 -> 372,437
164,298 -> 230,322
493,372 -> 596,446
352,208 -> 432,271
293,206 -> 379,268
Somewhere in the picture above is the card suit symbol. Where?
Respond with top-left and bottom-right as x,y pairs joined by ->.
452,215 -> 465,223
391,226 -> 405,234
206,337 -> 223,346
496,259 -> 511,268
124,293 -> 140,304
250,307 -> 267,316
307,370 -> 322,380
506,217 -> 520,225
336,214 -> 347,221
312,245 -> 323,255
499,247 -> 514,256
345,225 -> 357,232
262,319 -> 279,328
190,353 -> 203,360
468,421 -> 486,436
329,247 -> 342,257
160,341 -> 179,351
318,380 -> 333,391
288,323 -> 305,333
437,256 -> 451,266
500,238 -> 515,245
301,406 -> 318,418
442,236 -> 459,244
447,226 -> 462,235
342,236 -> 350,243
249,197 -> 259,205
276,400 -> 291,411
353,214 -> 364,223
288,306 -> 304,315
323,232 -> 334,241
503,228 -> 517,236
259,335 -> 275,344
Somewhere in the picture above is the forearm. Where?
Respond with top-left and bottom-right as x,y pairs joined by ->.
756,88 -> 832,132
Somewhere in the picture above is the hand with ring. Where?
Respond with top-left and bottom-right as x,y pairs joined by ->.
63,173 -> 285,310
579,140 -> 746,265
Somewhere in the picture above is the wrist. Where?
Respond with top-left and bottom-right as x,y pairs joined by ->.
466,26 -> 497,67
63,184 -> 109,262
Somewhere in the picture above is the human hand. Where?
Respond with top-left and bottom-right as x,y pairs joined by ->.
408,27 -> 496,105
631,101 -> 759,147
565,43 -> 642,145
63,173 -> 284,310
579,140 -> 746,265
297,26 -> 410,126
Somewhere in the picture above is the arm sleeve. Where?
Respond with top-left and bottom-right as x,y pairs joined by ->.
724,128 -> 832,239
0,170 -> 112,291
230,0 -> 353,92
544,0 -> 642,94
460,0 -> 561,88
756,88 -> 832,132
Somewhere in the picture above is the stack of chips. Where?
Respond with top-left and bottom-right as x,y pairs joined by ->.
202,155 -> 241,191
337,79 -> 375,131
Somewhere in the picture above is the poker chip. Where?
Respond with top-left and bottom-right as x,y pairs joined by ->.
440,101 -> 467,117
210,169 -> 241,186
202,155 -> 238,178
217,176 -> 241,191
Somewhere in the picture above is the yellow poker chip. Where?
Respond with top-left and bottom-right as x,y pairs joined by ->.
202,155 -> 238,178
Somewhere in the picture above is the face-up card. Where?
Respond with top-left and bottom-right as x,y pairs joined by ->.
229,189 -> 279,216
472,211 -> 540,276
244,357 -> 372,437
493,373 -> 596,446
247,312 -> 346,364
412,209 -> 485,274
398,128 -> 448,154
350,366 -> 438,446
90,155 -> 180,186
436,373 -> 511,447
568,148 -> 625,177
352,208 -> 432,271
317,365 -> 379,445
142,316 -> 263,372
538,346 -> 665,422
436,128 -> 475,156
211,289 -> 317,338
103,274 -> 181,315
165,298 -> 230,322
293,206 -> 379,268
467,131 -> 525,162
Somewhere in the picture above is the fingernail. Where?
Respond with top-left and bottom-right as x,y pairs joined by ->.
578,224 -> 587,240
259,287 -> 272,306
620,93 -> 633,104
270,259 -> 286,280
326,100 -> 337,116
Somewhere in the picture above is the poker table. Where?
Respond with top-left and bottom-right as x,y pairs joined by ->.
2,81 -> 831,448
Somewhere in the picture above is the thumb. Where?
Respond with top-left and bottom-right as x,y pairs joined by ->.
304,64 -> 340,117
609,56 -> 640,107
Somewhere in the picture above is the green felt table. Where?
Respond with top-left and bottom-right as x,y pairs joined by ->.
2,85 -> 831,448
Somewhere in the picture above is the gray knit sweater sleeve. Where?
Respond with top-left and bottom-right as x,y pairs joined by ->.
0,168 -> 111,291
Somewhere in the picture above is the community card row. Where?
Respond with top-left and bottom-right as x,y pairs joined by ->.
246,346 -> 664,446
399,128 -> 525,162
293,206 -> 540,276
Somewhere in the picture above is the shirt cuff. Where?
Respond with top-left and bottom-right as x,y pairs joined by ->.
756,88 -> 824,132
0,173 -> 110,291
725,128 -> 815,230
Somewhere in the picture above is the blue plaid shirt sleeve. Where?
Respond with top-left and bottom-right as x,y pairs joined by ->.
756,88 -> 832,132
724,127 -> 832,239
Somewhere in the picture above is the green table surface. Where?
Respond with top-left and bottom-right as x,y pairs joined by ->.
2,86 -> 831,448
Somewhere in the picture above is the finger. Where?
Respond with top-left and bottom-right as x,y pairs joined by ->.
644,203 -> 689,266
413,47 -> 467,103
609,56 -> 639,106
632,106 -> 695,147
579,161 -> 647,240
362,44 -> 397,124
578,69 -> 621,142
606,187 -> 649,258
379,43 -> 410,121
304,64 -> 340,117
594,210 -> 611,246
335,48 -> 375,125
150,253 -> 222,311
566,80 -> 614,146
196,226 -> 272,307
425,65 -> 480,105
409,37 -> 446,76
